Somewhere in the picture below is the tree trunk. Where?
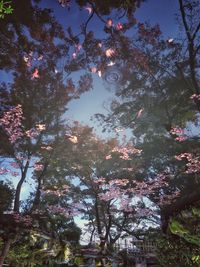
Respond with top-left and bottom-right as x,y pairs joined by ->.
14,159 -> 30,212
0,238 -> 12,267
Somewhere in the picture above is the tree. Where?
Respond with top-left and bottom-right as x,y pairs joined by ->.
0,181 -> 13,213
93,0 -> 200,231
0,0 -> 149,265
0,1 -> 92,265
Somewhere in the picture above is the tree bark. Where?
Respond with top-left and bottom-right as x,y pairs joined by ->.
14,159 -> 30,212
0,238 -> 12,267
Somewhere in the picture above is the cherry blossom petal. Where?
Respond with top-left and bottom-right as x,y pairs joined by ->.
66,134 -> 78,144
116,22 -> 123,30
106,19 -> 113,28
105,48 -> 115,57
136,108 -> 144,118
72,52 -> 77,59
32,68 -> 39,79
91,67 -> 97,73
36,124 -> 46,131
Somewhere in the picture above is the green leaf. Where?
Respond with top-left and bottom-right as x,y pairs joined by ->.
192,208 -> 200,217
169,219 -> 200,247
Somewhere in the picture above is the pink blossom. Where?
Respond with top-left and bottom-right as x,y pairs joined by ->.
41,185 -> 69,197
190,94 -> 200,100
32,68 -> 39,79
72,52 -> 77,59
25,128 -> 39,138
0,105 -> 24,144
35,124 -> 46,131
105,48 -> 115,57
175,153 -> 200,173
106,19 -> 113,28
41,145 -> 53,151
105,155 -> 112,160
76,43 -> 82,51
10,162 -> 20,169
91,67 -> 97,73
170,127 -> 184,135
11,171 -> 19,177
93,177 -> 106,184
0,168 -> 9,175
111,146 -> 142,160
12,213 -> 32,226
170,127 -> 187,142
116,22 -> 123,30
175,136 -> 187,142
136,108 -> 144,119
34,162 -> 43,171
48,205 -> 72,217
65,134 -> 78,143
23,54 -> 32,67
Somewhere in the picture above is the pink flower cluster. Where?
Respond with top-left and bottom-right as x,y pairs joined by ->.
48,204 -> 80,217
12,212 -> 32,227
34,162 -> 44,171
170,127 -> 187,142
10,162 -> 20,169
118,198 -> 133,213
26,124 -> 46,139
158,190 -> 181,205
106,19 -> 123,31
25,128 -> 39,138
0,167 -> 19,177
135,207 -> 153,218
108,179 -> 129,186
0,105 -> 24,143
128,173 -> 169,200
98,187 -> 123,202
190,94 -> 200,100
96,172 -> 173,208
48,205 -> 69,216
93,177 -> 106,184
41,185 -> 69,197
105,146 -> 142,160
0,168 -> 9,175
175,153 -> 200,173
41,145 -> 53,151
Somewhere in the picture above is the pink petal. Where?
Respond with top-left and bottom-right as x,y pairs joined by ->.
32,68 -> 39,79
116,22 -> 123,30
136,108 -> 144,118
106,19 -> 113,28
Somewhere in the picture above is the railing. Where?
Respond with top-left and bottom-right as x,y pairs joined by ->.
114,240 -> 157,256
